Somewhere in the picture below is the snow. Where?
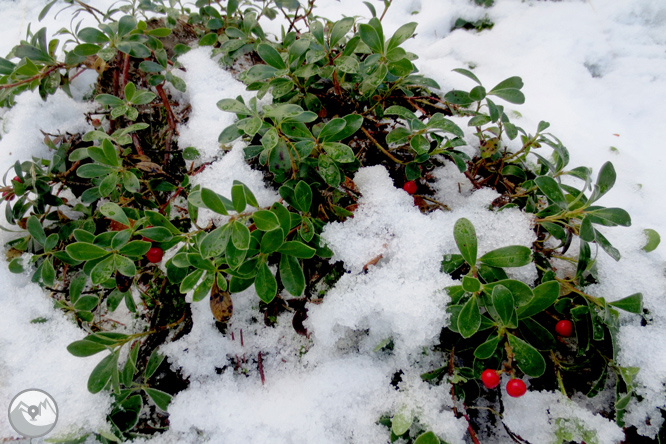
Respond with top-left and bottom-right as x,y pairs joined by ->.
0,0 -> 665,442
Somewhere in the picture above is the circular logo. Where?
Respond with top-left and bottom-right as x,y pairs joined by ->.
8,389 -> 58,438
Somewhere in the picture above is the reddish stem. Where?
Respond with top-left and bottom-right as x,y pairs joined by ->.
0,64 -> 64,89
258,352 -> 265,385
159,187 -> 184,214
156,84 -> 177,132
121,53 -> 130,94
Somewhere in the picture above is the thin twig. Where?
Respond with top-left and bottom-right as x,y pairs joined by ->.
0,64 -> 64,89
361,127 -> 406,165
258,351 -> 265,385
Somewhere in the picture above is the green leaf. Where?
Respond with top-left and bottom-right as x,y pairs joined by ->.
66,242 -> 109,261
27,216 -> 47,245
385,105 -> 417,121
359,23 -> 383,54
201,188 -> 230,215
474,334 -> 500,359
200,225 -> 231,258
99,202 -> 130,227
115,254 -> 136,277
78,27 -> 109,44
216,98 -> 253,115
330,17 -> 355,48
319,118 -> 347,142
479,245 -> 531,268
318,154 -> 341,187
231,183 -> 247,213
67,339 -> 107,357
69,272 -> 86,304
122,171 -> 140,193
118,15 -> 137,37
279,254 -> 305,296
462,276 -> 481,293
293,181 -> 312,213
144,388 -> 172,411
91,255 -> 116,284
41,258 -> 55,286
193,272 -> 215,302
458,295 -> 481,338
136,227 -> 172,242
144,211 -> 181,235
453,218 -> 477,267
75,295 -> 99,311
441,254 -> 465,274
391,406 -> 413,436
277,241 -> 316,258
517,281 -> 560,319
118,241 -> 151,257
255,261 -> 277,303
484,279 -> 534,307
579,215 -> 596,242
257,43 -> 286,70
145,350 -> 164,379
73,43 -> 101,56
492,284 -> 517,328
444,90 -> 473,105
260,228 -> 285,254
586,207 -> 631,227
609,293 -> 643,314
180,269 -> 204,293
507,333 -> 546,377
452,68 -> 482,85
253,210 -> 280,231
490,76 -> 524,92
414,431 -> 440,444
77,164 -> 116,178
590,161 -> 616,203
231,221 -> 251,250
88,351 -> 118,393
519,318 -> 556,351
642,229 -> 660,252
322,142 -> 355,163
535,176 -> 567,209
387,22 -> 417,51
410,135 -> 430,155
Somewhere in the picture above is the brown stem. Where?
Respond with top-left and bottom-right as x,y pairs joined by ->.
258,351 -> 265,385
156,84 -> 177,132
159,187 -> 184,214
361,127 -> 406,165
121,53 -> 130,94
132,133 -> 145,156
0,64 -> 64,89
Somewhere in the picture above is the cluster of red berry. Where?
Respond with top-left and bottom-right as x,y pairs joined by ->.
480,320 -> 573,397
142,227 -> 164,263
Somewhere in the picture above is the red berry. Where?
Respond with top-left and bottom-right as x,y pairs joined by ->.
146,247 -> 164,263
555,320 -> 573,337
506,379 -> 527,397
403,181 -> 417,195
12,176 -> 21,183
481,369 -> 500,389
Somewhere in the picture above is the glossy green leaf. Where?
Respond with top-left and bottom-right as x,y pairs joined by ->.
507,333 -> 545,377
88,351 -> 118,394
535,176 -> 567,209
462,276 -> 480,293
492,284 -> 517,328
201,188 -> 230,215
115,254 -> 136,277
279,253 -> 305,296
91,255 -> 115,284
255,261 -> 277,303
293,181 -> 312,213
458,295 -> 481,338
253,210 -> 280,231
27,216 -> 47,245
67,339 -> 107,357
479,245 -> 531,268
66,242 -> 109,261
231,221 -> 250,250
474,334 -> 500,359
414,431 -> 440,444
231,183 -> 247,213
277,241 -> 316,258
257,43 -> 286,69
586,207 -> 631,227
99,202 -> 130,227
387,22 -> 417,51
118,241 -> 151,257
144,388 -> 172,411
609,293 -> 643,314
391,406 -> 413,436
359,23 -> 383,54
517,280 -> 560,319
453,218 -> 477,267
590,161 -> 616,203
145,350 -> 164,379
217,98 -> 253,115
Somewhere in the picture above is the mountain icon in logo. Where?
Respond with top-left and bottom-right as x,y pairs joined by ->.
8,389 -> 58,438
